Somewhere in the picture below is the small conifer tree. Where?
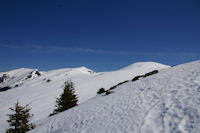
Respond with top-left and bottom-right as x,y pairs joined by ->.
50,80 -> 78,116
6,101 -> 35,133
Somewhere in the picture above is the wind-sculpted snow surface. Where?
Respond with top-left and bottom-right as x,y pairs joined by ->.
0,62 -> 168,132
30,61 -> 200,133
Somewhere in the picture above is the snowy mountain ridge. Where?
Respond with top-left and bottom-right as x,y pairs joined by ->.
0,62 -> 170,132
30,60 -> 200,133
0,68 -> 41,90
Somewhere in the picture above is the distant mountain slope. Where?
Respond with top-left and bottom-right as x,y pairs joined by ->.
30,61 -> 200,133
0,68 -> 41,90
0,62 -> 169,133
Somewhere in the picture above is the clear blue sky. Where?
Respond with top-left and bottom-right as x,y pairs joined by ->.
0,0 -> 200,72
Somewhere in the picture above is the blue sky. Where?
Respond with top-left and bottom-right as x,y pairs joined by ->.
0,0 -> 200,72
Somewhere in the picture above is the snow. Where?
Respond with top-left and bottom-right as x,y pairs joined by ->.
30,60 -> 200,133
0,62 -> 169,132
0,68 -> 41,88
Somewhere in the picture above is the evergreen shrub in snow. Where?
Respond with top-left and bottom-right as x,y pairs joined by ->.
6,101 -> 35,133
97,88 -> 106,94
50,80 -> 78,116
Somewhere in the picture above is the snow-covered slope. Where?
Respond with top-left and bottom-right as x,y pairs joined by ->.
0,68 -> 41,90
30,61 -> 200,133
0,62 -> 169,132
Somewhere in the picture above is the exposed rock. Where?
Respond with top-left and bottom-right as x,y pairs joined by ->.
0,74 -> 9,84
0,86 -> 11,92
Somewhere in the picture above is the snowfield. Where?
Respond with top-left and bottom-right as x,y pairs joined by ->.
30,61 -> 200,133
0,62 -> 169,133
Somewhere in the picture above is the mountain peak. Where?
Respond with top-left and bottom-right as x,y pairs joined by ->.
121,62 -> 170,71
70,66 -> 95,74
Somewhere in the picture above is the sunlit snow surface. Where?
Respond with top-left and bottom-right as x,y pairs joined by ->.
30,61 -> 200,133
0,62 -> 169,132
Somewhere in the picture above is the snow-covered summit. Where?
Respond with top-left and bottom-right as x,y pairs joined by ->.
0,68 -> 41,90
66,66 -> 95,74
0,68 -> 34,78
121,62 -> 169,71
30,60 -> 200,133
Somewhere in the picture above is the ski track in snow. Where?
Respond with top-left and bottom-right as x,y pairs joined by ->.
30,61 -> 200,133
